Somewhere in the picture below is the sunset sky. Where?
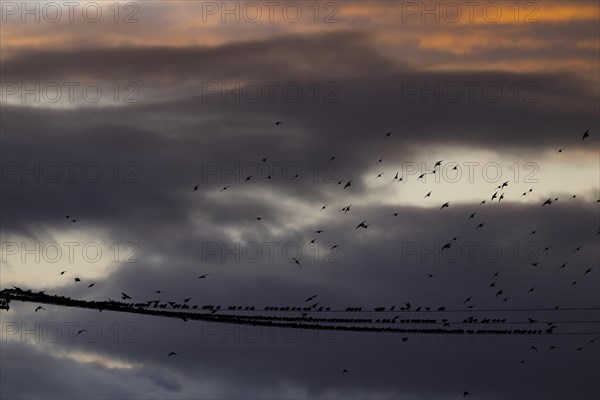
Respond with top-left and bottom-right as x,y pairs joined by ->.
1,1 -> 599,399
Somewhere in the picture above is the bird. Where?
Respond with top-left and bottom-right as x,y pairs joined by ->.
121,292 -> 132,300
463,391 -> 470,398
385,132 -> 393,137
584,268 -> 593,275
88,283 -> 95,288
582,129 -> 589,140
275,121 -> 283,125
441,242 -> 453,250
74,277 -> 80,282
440,202 -> 450,210
529,346 -> 538,353
59,271 -> 66,275
168,352 -> 178,357
198,274 -> 210,279
542,198 -> 552,206
291,257 -> 302,268
245,175 -> 253,182
255,217 -> 262,221
75,329 -> 87,338
220,186 -> 230,191
464,297 -> 471,303
424,191 -> 432,198
559,262 -> 567,270
193,184 -> 199,192
305,295 -> 318,302
491,191 -> 498,201
320,204 -> 327,212
528,318 -> 537,323
527,287 -> 535,294
341,205 -> 351,214
343,181 -> 352,190
434,160 -> 443,168
426,273 -> 436,278
355,220 -> 368,229
468,213 -> 476,219
183,297 -> 192,303
342,369 -> 350,375
375,172 -> 384,179
476,222 -> 485,229
314,230 -> 324,234
35,306 -> 46,312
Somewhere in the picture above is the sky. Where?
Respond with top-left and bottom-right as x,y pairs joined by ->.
0,1 -> 599,399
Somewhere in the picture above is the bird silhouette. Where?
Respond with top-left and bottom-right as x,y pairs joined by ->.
343,181 -> 352,190
35,306 -> 46,312
121,292 -> 132,300
440,202 -> 450,210
168,352 -> 178,357
291,257 -> 302,268
582,129 -> 589,140
355,220 -> 368,229
193,184 -> 199,192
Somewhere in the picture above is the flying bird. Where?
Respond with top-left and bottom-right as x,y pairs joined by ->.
582,129 -> 589,140
121,292 -> 132,300
440,202 -> 450,210
198,274 -> 209,279
193,184 -> 199,192
35,306 -> 45,312
168,352 -> 178,357
343,181 -> 352,190
355,220 -> 368,229
291,257 -> 302,268
275,121 -> 283,125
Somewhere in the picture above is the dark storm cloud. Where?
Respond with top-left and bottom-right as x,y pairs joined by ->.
1,28 -> 598,400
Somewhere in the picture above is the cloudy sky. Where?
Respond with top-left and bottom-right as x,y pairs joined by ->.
1,1 -> 599,399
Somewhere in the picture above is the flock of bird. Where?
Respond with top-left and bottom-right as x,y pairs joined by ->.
20,125 -> 596,397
